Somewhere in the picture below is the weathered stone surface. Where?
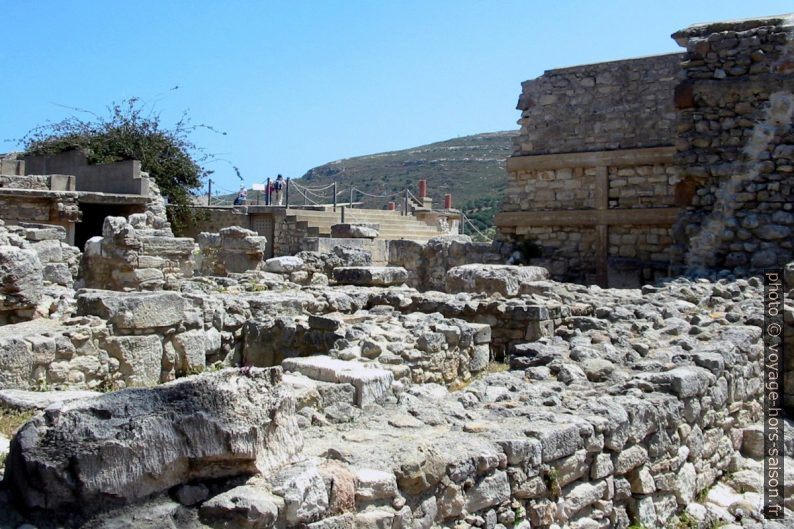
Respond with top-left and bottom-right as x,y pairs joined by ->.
199,485 -> 281,529
102,335 -> 163,386
77,290 -> 185,330
4,368 -> 301,518
354,468 -> 398,502
465,471 -> 510,512
444,264 -> 549,296
330,224 -> 379,239
332,267 -> 408,287
282,356 -> 393,407
0,245 -> 42,311
0,389 -> 100,411
265,256 -> 305,274
272,460 -> 329,526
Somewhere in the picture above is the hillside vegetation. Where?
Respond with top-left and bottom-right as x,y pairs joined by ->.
296,131 -> 516,233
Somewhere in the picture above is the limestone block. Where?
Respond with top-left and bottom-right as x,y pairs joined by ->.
465,470 -> 510,513
30,239 -> 63,263
42,263 -> 72,286
525,421 -> 582,463
0,389 -> 101,411
444,264 -> 549,297
0,337 -> 33,388
199,485 -> 281,528
5,368 -> 301,519
265,256 -> 305,274
354,468 -> 398,502
77,290 -> 185,330
330,224 -> 379,239
171,329 -> 211,373
102,335 -> 163,386
282,356 -> 393,407
332,266 -> 408,287
0,245 -> 42,311
470,344 -> 490,372
271,460 -> 329,526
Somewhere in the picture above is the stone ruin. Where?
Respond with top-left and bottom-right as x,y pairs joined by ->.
0,11 -> 792,529
496,13 -> 794,288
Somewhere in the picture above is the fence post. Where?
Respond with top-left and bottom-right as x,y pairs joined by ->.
285,178 -> 290,208
350,188 -> 354,209
403,189 -> 409,216
333,182 -> 337,212
341,205 -> 345,223
265,178 -> 271,205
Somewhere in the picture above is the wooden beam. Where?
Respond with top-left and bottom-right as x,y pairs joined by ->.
596,224 -> 608,287
506,146 -> 676,172
594,166 -> 608,210
494,207 -> 681,228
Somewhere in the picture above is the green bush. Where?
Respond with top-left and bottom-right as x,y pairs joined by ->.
20,95 -> 236,232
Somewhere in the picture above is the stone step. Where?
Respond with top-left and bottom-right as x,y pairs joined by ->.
281,355 -> 393,407
291,217 -> 439,231
286,209 -> 404,219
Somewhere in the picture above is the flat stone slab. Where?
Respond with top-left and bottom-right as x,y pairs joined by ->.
330,224 -> 379,239
0,389 -> 101,411
444,264 -> 549,297
332,266 -> 408,287
265,256 -> 304,273
282,356 -> 393,407
76,290 -> 185,330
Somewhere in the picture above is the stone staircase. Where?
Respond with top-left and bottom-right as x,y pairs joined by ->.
284,208 -> 443,242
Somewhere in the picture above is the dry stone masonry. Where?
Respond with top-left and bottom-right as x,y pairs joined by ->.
0,11 -> 792,529
672,14 -> 794,275
497,14 -> 794,288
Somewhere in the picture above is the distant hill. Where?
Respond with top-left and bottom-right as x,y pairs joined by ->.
297,131 -> 517,234
205,131 -> 517,234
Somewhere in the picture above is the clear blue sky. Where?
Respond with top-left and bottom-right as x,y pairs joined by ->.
2,1 -> 791,195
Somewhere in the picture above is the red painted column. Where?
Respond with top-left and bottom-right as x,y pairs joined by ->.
444,194 -> 452,209
387,201 -> 396,211
418,179 -> 428,198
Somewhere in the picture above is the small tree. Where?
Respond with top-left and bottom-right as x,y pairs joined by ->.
20,96 -> 236,231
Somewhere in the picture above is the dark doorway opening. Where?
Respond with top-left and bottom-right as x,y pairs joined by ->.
75,203 -> 144,250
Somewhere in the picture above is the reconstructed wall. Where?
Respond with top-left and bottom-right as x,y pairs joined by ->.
0,190 -> 81,243
388,235 -> 504,291
497,54 -> 684,287
513,54 -> 682,156
671,14 -> 794,274
497,149 -> 680,286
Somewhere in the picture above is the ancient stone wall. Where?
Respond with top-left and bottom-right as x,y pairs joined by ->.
81,214 -> 195,290
0,190 -> 81,243
671,14 -> 794,274
513,54 -> 682,156
274,216 -> 316,256
387,235 -> 505,291
177,206 -> 252,239
195,226 -> 268,276
0,221 -> 80,324
497,148 -> 679,286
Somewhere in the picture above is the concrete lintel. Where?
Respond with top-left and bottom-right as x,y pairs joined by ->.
0,188 -> 78,200
506,146 -> 676,172
77,192 -> 150,205
494,207 -> 681,228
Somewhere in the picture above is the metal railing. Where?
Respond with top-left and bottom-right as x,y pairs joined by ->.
460,211 -> 492,242
203,178 -> 442,218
